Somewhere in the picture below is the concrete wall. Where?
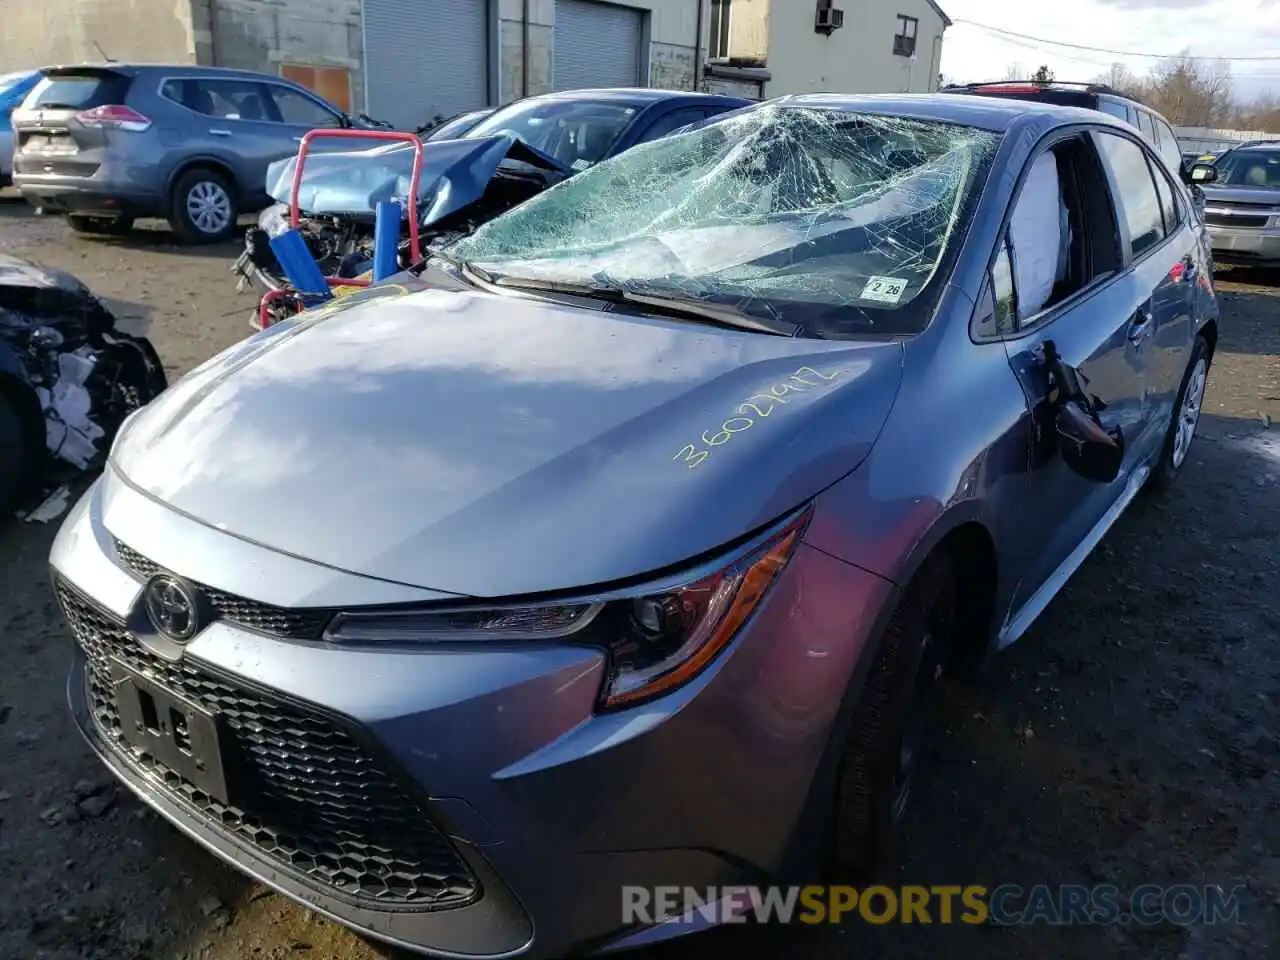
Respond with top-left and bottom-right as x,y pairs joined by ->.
0,0 -> 198,68
497,0 -> 704,104
193,0 -> 365,112
756,0 -> 948,97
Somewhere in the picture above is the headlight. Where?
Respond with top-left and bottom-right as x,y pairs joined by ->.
324,508 -> 809,710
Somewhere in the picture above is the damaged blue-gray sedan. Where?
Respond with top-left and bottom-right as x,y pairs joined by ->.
51,93 -> 1217,957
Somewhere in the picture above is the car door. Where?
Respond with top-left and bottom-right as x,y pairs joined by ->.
988,130 -> 1161,623
1104,129 -> 1200,428
162,76 -> 296,208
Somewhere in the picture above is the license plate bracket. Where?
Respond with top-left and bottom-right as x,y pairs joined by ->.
110,659 -> 235,806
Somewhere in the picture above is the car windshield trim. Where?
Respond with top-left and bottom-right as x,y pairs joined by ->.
448,104 -> 1001,340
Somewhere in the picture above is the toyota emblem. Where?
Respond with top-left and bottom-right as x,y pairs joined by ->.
144,575 -> 200,642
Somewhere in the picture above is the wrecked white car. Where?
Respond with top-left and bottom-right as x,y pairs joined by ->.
0,255 -> 166,515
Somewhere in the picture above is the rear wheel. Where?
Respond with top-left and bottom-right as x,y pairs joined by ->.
66,214 -> 133,236
0,393 -> 28,516
828,552 -> 956,880
169,168 -> 238,244
1147,333 -> 1212,492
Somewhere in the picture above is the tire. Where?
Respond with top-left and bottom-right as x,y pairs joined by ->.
168,168 -> 238,244
0,393 -> 27,516
828,551 -> 957,881
1146,333 -> 1212,492
66,214 -> 133,236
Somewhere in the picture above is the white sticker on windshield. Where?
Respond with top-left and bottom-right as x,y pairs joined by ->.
860,276 -> 909,304
571,159 -> 592,172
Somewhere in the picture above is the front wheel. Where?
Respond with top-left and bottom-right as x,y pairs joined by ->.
169,168 -> 238,244
828,551 -> 956,881
1147,333 -> 1212,492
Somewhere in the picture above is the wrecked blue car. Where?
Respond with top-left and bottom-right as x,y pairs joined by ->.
233,89 -> 751,296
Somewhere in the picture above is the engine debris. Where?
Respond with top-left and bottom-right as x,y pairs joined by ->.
0,255 -> 166,513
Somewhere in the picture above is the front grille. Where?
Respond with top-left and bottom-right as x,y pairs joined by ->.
1206,212 -> 1270,228
113,539 -> 332,640
57,580 -> 480,909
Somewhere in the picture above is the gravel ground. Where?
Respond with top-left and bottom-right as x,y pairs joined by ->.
0,197 -> 1276,960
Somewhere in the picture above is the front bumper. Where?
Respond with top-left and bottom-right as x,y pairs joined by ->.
1206,222 -> 1280,265
51,470 -> 893,957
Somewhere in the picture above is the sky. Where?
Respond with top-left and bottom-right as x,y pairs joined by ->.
938,0 -> 1280,102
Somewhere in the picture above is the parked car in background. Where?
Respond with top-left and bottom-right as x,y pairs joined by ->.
53,94 -> 1217,958
1189,140 -> 1280,265
236,88 -> 753,311
0,70 -> 41,187
10,63 -> 381,243
419,107 -> 495,141
941,80 -> 1188,179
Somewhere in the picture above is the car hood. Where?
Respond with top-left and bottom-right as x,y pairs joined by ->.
1199,184 -> 1280,206
112,283 -> 902,597
265,134 -> 570,222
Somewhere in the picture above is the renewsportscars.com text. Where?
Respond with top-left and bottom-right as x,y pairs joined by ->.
622,884 -> 1246,926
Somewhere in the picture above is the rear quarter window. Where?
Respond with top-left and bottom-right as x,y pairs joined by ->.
28,72 -> 132,110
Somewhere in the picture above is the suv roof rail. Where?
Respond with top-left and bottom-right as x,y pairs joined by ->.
942,80 -> 1140,101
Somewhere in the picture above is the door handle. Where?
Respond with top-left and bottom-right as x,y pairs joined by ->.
209,128 -> 232,137
1127,307 -> 1153,343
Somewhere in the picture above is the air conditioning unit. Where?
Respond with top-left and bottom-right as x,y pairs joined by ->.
815,5 -> 844,35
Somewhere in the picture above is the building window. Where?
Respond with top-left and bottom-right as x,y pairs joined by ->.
894,15 -> 918,58
709,0 -> 732,59
279,63 -> 352,113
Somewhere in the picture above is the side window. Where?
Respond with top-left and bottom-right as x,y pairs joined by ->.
975,135 -> 1124,337
1094,131 -> 1166,259
163,78 -> 274,121
1098,100 -> 1129,123
1152,116 -> 1184,174
1151,161 -> 1181,233
634,108 -> 709,144
1136,109 -> 1156,145
266,85 -> 342,127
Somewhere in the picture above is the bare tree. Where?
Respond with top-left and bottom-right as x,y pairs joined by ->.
1095,62 -> 1144,98
1142,54 -> 1233,127
1004,62 -> 1025,81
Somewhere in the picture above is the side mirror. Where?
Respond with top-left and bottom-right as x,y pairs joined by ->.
1190,163 -> 1217,183
1056,398 -> 1125,484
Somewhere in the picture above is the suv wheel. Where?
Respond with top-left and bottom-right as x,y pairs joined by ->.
169,168 -> 238,244
66,214 -> 133,236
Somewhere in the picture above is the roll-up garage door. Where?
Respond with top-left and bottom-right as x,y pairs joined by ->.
362,0 -> 489,130
553,0 -> 645,91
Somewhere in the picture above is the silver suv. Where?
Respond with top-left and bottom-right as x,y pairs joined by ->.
11,63 -> 371,244
1189,141 -> 1280,266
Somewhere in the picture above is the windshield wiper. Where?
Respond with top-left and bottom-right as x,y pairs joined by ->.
425,248 -> 494,285
489,276 -> 800,337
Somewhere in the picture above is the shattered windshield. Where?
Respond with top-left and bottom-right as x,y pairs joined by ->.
449,105 -> 1001,339
464,99 -> 638,171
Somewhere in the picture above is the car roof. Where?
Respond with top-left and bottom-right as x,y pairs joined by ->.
35,62 -> 305,84
770,92 -> 1122,134
525,87 -> 749,107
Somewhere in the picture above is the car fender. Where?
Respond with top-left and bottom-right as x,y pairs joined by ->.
161,151 -> 243,201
